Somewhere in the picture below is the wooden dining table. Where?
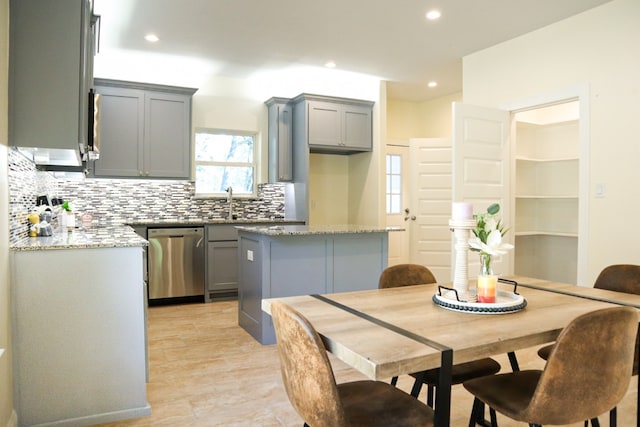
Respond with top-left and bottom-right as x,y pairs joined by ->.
262,275 -> 640,427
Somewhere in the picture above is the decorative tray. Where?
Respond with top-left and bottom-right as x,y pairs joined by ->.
432,279 -> 527,314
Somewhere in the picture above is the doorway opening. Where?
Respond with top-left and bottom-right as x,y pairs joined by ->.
512,100 -> 582,284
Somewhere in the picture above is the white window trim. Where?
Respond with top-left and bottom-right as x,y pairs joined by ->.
194,128 -> 258,199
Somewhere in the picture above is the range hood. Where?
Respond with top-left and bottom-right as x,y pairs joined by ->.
18,147 -> 83,167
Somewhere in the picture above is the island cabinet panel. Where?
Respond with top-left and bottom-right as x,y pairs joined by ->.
237,228 -> 389,344
269,239 -> 329,297
333,235 -> 388,293
11,247 -> 150,426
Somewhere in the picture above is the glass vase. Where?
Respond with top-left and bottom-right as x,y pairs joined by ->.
477,252 -> 497,303
479,252 -> 493,275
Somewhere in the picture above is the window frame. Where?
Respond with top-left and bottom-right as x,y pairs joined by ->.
385,153 -> 403,215
193,128 -> 258,199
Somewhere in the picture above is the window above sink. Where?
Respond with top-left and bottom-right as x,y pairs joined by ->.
194,129 -> 257,198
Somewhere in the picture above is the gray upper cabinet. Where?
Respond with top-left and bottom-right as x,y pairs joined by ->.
9,0 -> 96,166
93,80 -> 196,179
265,97 -> 293,182
293,94 -> 374,154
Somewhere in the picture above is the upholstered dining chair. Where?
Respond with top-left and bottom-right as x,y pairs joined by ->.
270,301 -> 434,427
464,306 -> 638,427
378,264 -> 501,408
536,264 -> 640,427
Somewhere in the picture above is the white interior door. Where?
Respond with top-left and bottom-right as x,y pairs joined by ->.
408,138 -> 452,282
452,102 -> 511,276
385,142 -> 409,266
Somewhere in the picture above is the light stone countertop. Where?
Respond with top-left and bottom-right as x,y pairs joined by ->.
10,226 -> 148,251
236,224 -> 403,236
126,218 -> 301,227
11,219 -> 306,251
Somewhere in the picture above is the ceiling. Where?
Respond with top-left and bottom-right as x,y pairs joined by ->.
93,0 -> 612,101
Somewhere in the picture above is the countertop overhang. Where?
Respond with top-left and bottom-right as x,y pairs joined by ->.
10,226 -> 148,251
236,224 -> 404,236
126,218 -> 298,227
11,219 -> 306,251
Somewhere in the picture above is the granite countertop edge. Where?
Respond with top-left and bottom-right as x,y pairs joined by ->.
236,225 -> 404,236
10,219 -> 306,251
10,226 -> 147,252
126,218 -> 301,226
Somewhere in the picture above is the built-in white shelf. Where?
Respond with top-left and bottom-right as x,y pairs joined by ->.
516,156 -> 579,163
515,195 -> 578,199
515,231 -> 578,238
514,104 -> 580,284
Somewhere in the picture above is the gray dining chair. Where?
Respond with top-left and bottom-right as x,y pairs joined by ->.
464,306 -> 638,427
378,264 -> 501,408
271,301 -> 435,427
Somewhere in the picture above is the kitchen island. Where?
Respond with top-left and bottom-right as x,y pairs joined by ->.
10,226 -> 150,426
236,224 -> 396,344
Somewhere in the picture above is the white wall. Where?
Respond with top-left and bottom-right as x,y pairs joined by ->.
462,0 -> 640,283
192,71 -> 384,226
0,0 -> 15,424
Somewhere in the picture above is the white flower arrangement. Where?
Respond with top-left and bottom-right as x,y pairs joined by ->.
468,203 -> 513,256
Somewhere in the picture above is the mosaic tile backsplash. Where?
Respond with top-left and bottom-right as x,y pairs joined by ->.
8,148 -> 285,243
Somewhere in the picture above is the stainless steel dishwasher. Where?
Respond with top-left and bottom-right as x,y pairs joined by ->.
147,227 -> 205,303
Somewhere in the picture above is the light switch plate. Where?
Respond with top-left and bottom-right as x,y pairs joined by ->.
247,250 -> 254,261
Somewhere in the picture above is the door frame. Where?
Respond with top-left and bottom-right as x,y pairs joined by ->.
385,140 -> 410,266
501,84 -> 590,285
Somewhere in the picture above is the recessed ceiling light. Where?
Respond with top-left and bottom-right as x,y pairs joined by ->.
325,61 -> 336,68
144,34 -> 159,43
426,10 -> 441,20
428,81 -> 438,88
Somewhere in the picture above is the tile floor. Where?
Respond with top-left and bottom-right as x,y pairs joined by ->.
96,300 -> 638,427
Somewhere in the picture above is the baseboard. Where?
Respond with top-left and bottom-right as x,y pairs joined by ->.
28,404 -> 151,427
6,410 -> 17,427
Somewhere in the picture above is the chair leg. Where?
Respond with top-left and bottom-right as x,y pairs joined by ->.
489,407 -> 498,427
468,397 -> 483,427
410,371 -> 425,398
390,375 -> 398,386
426,384 -> 435,408
507,351 -> 520,371
610,406 -> 617,427
637,374 -> 640,427
590,417 -> 600,427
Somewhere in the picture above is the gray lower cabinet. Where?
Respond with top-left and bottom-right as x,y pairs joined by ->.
206,225 -> 240,301
93,79 -> 196,179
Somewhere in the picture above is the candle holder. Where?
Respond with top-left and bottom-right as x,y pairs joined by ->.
449,218 -> 476,300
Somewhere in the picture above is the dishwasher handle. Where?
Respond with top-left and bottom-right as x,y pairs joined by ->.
148,227 -> 204,239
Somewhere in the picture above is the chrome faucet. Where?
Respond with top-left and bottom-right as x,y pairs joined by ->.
225,186 -> 233,219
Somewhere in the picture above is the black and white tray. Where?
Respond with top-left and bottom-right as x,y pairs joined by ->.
433,280 -> 527,314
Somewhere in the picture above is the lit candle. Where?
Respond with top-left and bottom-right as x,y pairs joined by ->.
452,202 -> 473,220
477,275 -> 497,303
